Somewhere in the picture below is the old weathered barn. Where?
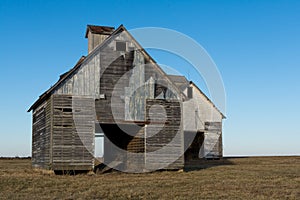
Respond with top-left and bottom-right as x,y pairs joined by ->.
28,25 -> 225,172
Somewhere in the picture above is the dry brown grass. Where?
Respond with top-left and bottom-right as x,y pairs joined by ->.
0,156 -> 299,199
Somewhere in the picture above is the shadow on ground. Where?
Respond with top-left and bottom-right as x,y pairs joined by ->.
183,157 -> 239,172
93,157 -> 242,174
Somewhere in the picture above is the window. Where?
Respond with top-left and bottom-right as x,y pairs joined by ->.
116,41 -> 126,51
95,135 -> 104,158
95,124 -> 104,158
187,87 -> 193,98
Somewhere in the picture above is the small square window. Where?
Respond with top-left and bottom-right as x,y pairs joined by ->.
116,41 -> 126,51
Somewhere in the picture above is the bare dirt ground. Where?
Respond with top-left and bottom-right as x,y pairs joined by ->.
0,156 -> 299,199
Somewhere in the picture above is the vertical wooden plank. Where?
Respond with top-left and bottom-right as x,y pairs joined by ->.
32,100 -> 51,169
49,95 -> 53,167
95,53 -> 100,98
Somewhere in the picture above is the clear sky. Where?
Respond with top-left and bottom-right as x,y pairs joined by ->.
0,0 -> 299,157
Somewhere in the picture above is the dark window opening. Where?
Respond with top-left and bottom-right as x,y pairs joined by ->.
63,108 -> 72,113
187,87 -> 193,98
116,41 -> 126,51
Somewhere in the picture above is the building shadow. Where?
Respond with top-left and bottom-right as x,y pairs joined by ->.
183,157 -> 236,172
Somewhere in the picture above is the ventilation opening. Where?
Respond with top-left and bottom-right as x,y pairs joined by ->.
116,41 -> 126,51
187,87 -> 193,98
63,108 -> 73,113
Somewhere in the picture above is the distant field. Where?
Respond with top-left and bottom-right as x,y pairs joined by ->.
0,157 -> 299,199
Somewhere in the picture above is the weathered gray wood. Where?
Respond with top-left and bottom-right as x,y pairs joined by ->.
30,25 -> 224,172
145,99 -> 184,170
126,127 -> 145,172
55,51 -> 101,99
205,122 -> 222,132
51,94 -> 95,171
32,101 -> 51,169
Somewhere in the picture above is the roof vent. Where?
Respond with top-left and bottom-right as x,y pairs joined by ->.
85,25 -> 115,54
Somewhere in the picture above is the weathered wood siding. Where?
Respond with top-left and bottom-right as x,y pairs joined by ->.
55,53 -> 101,98
144,60 -> 179,100
32,28 -> 188,171
55,29 -> 181,124
51,95 -> 95,170
182,84 -> 223,158
125,50 -> 148,121
88,31 -> 110,54
32,101 -> 51,169
183,85 -> 222,132
96,50 -> 134,123
204,122 -> 222,158
126,126 -> 145,172
145,99 -> 184,170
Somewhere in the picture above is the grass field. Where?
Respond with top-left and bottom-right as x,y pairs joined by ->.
0,157 -> 299,199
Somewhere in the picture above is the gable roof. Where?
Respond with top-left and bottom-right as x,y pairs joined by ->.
28,24 -> 186,112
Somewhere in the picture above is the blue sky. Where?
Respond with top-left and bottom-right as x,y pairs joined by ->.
0,0 -> 299,156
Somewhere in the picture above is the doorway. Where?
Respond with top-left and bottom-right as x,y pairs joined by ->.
184,131 -> 204,162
